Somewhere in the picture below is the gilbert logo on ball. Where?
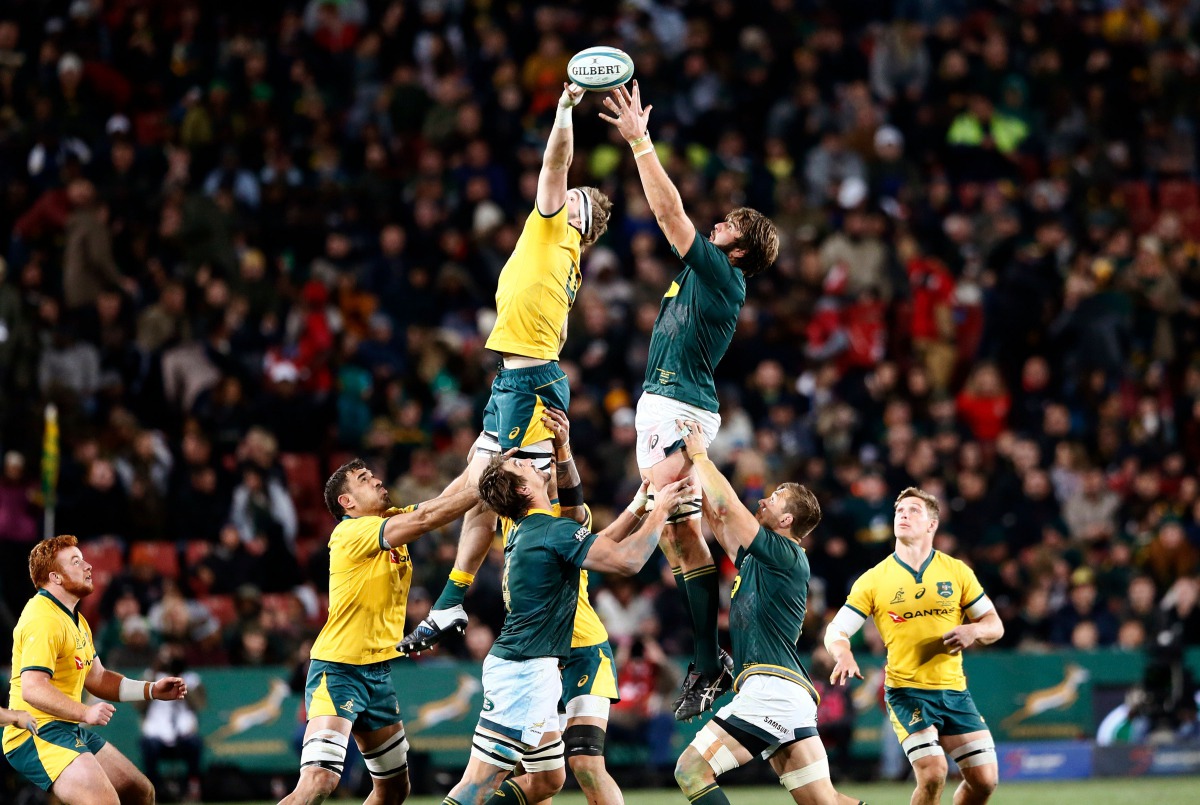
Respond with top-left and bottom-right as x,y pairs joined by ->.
567,46 -> 635,91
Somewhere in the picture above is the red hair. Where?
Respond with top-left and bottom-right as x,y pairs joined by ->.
29,535 -> 79,588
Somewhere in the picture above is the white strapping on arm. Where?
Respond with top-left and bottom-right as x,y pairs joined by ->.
823,606 -> 867,653
965,595 -> 995,620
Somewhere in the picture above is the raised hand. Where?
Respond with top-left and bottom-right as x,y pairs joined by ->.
559,82 -> 585,109
829,652 -> 863,686
598,80 -> 652,143
540,408 -> 571,454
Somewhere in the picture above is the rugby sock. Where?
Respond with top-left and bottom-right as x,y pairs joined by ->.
442,798 -> 463,805
687,783 -> 731,804
433,569 -> 475,610
483,779 -> 529,805
683,563 -> 721,677
672,566 -> 690,608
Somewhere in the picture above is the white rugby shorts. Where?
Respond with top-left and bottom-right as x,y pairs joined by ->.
634,392 -> 721,470
713,674 -> 819,760
477,655 -> 561,749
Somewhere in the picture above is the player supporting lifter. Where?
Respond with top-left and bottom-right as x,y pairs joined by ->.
444,456 -> 690,805
674,422 -> 866,805
278,460 -> 479,805
824,488 -> 1003,805
599,81 -> 780,720
4,535 -> 188,805
400,81 -> 613,655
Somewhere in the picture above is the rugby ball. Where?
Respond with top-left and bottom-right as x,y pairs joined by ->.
567,46 -> 635,91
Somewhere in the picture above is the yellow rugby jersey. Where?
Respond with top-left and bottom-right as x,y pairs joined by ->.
310,508 -> 415,665
845,551 -> 986,691
485,205 -> 582,361
3,590 -> 96,749
500,503 -> 608,648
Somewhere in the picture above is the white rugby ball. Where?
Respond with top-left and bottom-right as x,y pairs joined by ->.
567,46 -> 635,91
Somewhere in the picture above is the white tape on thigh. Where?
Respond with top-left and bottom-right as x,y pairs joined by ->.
473,431 -> 501,457
522,739 -> 565,772
950,737 -> 996,768
514,443 -> 554,471
471,726 -> 525,771
689,726 -> 741,776
667,494 -> 703,524
902,731 -> 945,763
778,757 -> 830,791
565,694 -> 611,721
362,730 -> 409,779
300,729 -> 349,776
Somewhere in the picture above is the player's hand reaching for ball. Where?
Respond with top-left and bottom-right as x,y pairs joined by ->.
599,80 -> 652,143
654,477 -> 692,515
676,418 -> 707,461
152,676 -> 189,701
84,702 -> 116,726
829,652 -> 863,686
558,82 -> 584,109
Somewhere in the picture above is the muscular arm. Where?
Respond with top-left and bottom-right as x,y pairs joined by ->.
678,419 -> 759,553
382,472 -> 479,548
21,670 -> 89,722
535,84 -> 582,216
582,505 -> 671,576
83,654 -> 128,701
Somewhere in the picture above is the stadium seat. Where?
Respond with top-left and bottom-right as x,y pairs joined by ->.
281,452 -> 323,500
83,536 -> 126,590
199,594 -> 237,627
1158,179 -> 1200,210
183,539 -> 211,571
129,541 -> 180,579
1120,181 -> 1157,233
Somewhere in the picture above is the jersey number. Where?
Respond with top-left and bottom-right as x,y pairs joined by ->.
565,265 -> 581,307
501,556 -> 512,613
731,575 -> 742,599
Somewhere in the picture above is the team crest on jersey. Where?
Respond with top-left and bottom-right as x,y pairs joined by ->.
909,707 -> 923,726
886,611 -> 907,624
482,697 -> 495,712
339,699 -> 355,712
937,581 -> 953,598
890,588 -> 905,604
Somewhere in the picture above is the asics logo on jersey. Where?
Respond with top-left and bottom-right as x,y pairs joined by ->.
938,581 -> 954,598
887,611 -> 907,624
890,589 -> 905,604
508,427 -> 521,439
577,675 -> 589,688
915,588 -> 926,599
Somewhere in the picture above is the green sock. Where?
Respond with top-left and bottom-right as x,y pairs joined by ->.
442,798 -> 463,805
683,563 -> 720,677
483,779 -> 529,805
687,783 -> 732,804
672,566 -> 690,608
432,569 -> 475,611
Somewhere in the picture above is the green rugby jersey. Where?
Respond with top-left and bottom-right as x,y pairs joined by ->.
728,525 -> 819,702
643,232 -> 746,412
490,509 -> 599,663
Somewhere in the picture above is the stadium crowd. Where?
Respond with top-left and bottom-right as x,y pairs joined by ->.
1,0 -> 1199,741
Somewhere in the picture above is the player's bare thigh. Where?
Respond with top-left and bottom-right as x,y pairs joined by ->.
93,742 -> 154,805
940,729 -> 998,793
647,453 -> 709,568
51,750 -> 122,805
767,735 -> 852,805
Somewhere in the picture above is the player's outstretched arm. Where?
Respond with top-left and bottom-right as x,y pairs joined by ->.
597,478 -> 651,543
84,655 -> 188,704
599,81 -> 696,254
382,472 -> 480,548
677,419 -> 758,552
542,408 -> 588,524
583,477 -> 691,575
536,83 -> 583,216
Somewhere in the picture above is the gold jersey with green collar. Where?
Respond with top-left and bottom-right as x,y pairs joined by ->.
4,590 -> 96,741
845,550 -> 986,691
500,503 -> 608,648
310,507 -> 416,665
485,204 -> 582,361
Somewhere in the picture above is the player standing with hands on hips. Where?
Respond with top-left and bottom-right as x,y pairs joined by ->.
599,80 -> 780,720
823,488 -> 1003,805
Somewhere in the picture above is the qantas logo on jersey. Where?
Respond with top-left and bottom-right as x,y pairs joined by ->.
389,549 -> 408,565
887,608 -> 950,623
886,611 -> 907,624
74,656 -> 85,670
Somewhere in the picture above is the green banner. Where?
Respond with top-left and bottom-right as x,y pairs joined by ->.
41,648 -> 1200,774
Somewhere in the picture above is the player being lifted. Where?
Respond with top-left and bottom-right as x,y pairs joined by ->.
824,488 -> 1003,805
674,422 -> 867,805
599,81 -> 780,719
400,81 -> 612,655
278,461 -> 479,805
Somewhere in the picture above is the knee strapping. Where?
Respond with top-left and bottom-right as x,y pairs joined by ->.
778,757 -> 830,791
950,737 -> 996,769
902,732 -> 945,764
564,725 -> 606,758
522,739 -> 565,772
300,729 -> 348,777
471,727 -> 525,772
689,726 -> 741,777
565,694 -> 610,721
362,730 -> 409,779
514,444 -> 554,471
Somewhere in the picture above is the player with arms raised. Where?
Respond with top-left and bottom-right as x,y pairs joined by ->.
4,535 -> 187,805
599,81 -> 780,720
673,422 -> 866,805
401,82 -> 613,655
824,488 -> 1003,805
278,461 -> 478,805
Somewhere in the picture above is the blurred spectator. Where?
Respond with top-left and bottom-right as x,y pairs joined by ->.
1051,569 -> 1119,647
139,644 -> 205,802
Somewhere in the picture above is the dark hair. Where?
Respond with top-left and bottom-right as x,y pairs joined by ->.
30,534 -> 79,587
894,486 -> 940,520
325,458 -> 366,518
776,483 -> 821,540
579,186 -> 613,248
478,455 -> 532,521
726,207 -> 779,277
